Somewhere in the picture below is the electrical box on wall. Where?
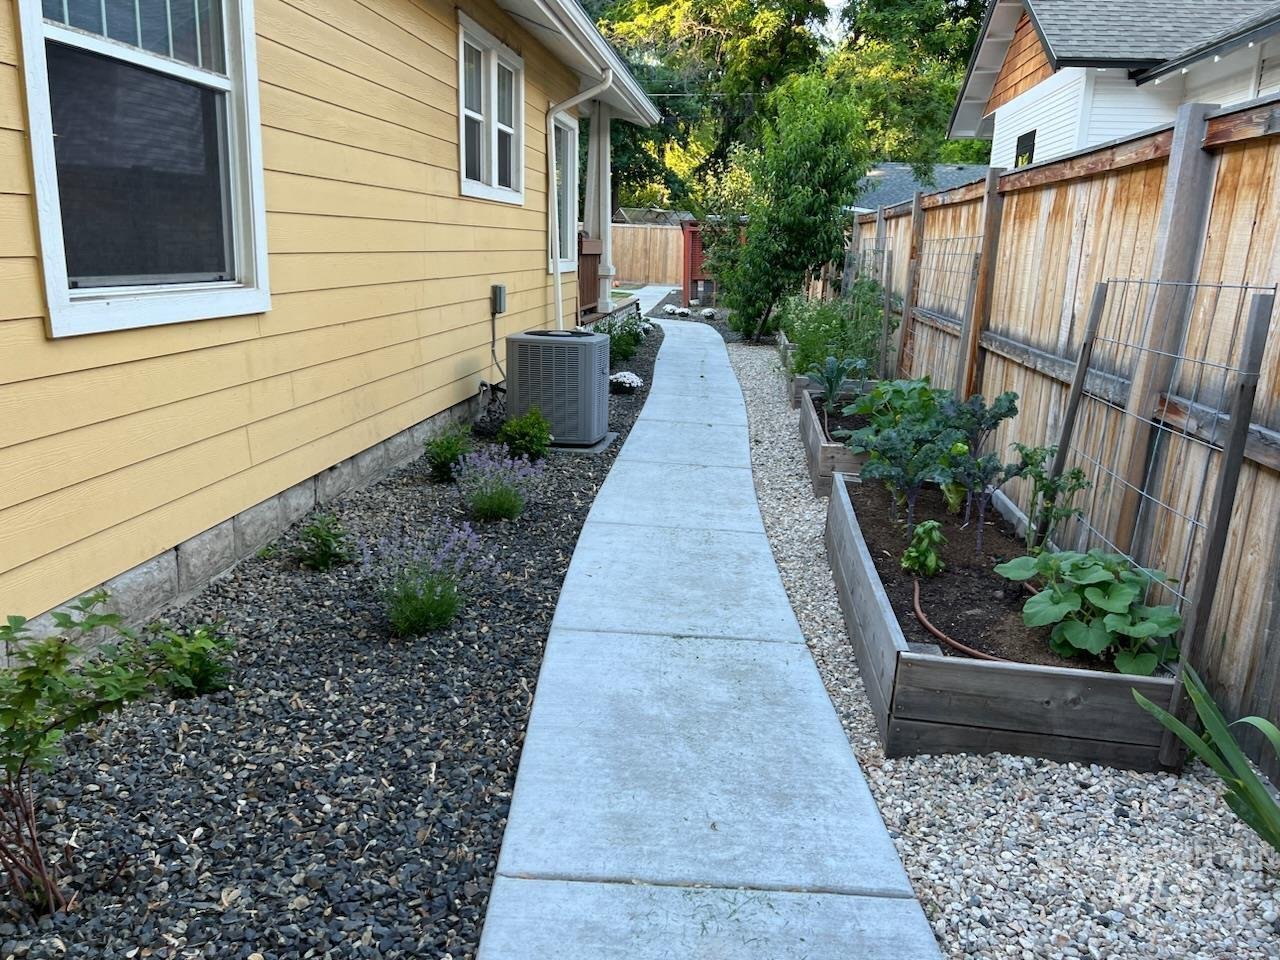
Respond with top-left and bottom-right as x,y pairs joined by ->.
490,284 -> 507,315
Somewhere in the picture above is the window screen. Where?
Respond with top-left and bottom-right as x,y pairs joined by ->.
47,42 -> 233,286
43,0 -> 226,71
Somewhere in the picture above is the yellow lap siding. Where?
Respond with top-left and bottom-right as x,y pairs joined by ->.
0,0 -> 582,617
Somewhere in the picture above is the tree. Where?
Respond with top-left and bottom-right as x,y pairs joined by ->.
710,71 -> 872,339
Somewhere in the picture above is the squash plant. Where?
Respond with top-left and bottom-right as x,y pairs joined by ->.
995,549 -> 1181,675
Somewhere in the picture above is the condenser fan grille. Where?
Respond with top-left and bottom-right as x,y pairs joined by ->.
506,330 -> 609,445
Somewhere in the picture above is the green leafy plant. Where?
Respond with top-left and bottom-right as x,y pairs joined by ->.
147,624 -> 234,697
711,72 -> 872,340
597,311 -> 647,367
455,448 -> 543,521
295,513 -> 353,571
0,593 -> 232,912
854,420 -> 963,534
360,524 -> 490,636
424,423 -> 475,482
901,520 -> 946,578
1010,443 -> 1091,552
1135,666 -> 1280,853
806,355 -> 870,433
847,377 -> 946,437
995,550 -> 1181,675
783,289 -> 886,377
498,408 -> 553,461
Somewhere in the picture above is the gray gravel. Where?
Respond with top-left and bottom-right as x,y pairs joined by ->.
725,338 -> 1280,960
5,333 -> 664,959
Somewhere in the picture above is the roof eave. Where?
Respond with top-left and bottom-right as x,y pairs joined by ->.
496,0 -> 661,126
1134,15 -> 1280,85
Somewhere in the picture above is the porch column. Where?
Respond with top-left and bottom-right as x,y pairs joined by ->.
584,100 -> 615,307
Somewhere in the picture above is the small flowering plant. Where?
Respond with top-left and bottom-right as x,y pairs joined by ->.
609,371 -> 644,395
359,523 -> 490,635
455,446 -> 543,521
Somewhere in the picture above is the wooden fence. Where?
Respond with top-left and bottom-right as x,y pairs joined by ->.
852,95 -> 1280,776
612,223 -> 683,284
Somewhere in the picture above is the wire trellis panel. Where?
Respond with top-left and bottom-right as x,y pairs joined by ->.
915,235 -> 981,323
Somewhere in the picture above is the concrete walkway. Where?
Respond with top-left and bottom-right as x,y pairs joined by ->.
628,283 -> 678,317
477,321 -> 942,958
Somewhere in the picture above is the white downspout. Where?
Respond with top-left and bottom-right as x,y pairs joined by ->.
548,68 -> 613,329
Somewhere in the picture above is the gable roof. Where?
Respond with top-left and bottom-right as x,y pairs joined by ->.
1028,0 -> 1275,65
950,0 -> 1280,138
854,164 -> 991,211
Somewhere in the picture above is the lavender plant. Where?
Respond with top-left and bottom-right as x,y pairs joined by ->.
359,523 -> 490,635
455,447 -> 543,521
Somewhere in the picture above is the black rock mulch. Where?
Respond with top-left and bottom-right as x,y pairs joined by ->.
11,327 -> 664,960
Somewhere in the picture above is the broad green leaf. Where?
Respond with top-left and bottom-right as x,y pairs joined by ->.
1062,563 -> 1116,586
1114,650 -> 1158,676
1023,589 -> 1081,627
1084,582 -> 1140,613
994,555 -> 1038,581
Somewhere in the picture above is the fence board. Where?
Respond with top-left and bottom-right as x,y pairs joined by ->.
611,223 -> 682,285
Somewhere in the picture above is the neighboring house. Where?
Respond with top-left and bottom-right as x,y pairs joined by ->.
0,0 -> 658,625
951,0 -> 1280,168
853,163 -> 992,212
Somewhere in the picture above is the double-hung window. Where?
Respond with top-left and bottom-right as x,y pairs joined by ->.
18,0 -> 269,337
457,12 -> 524,204
550,116 -> 578,271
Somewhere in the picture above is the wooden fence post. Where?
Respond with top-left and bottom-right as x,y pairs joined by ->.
953,167 -> 1005,398
1111,102 -> 1218,554
880,249 -> 894,379
1038,281 -> 1110,548
1160,291 -> 1275,766
898,192 -> 926,378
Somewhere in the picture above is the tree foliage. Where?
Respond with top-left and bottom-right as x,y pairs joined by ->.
708,72 -> 872,338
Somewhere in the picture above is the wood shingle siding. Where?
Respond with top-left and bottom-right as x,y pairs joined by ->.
0,0 -> 581,618
985,13 -> 1054,116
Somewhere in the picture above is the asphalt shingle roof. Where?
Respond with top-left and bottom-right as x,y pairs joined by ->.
1028,0 -> 1279,64
855,163 -> 991,210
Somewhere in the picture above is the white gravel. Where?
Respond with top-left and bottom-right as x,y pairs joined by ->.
726,338 -> 1280,960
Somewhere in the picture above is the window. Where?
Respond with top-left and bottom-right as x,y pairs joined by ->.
457,13 -> 523,204
1015,129 -> 1037,168
18,0 -> 269,337
550,117 -> 578,270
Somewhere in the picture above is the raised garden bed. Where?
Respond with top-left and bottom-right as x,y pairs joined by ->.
825,473 -> 1177,770
799,389 -> 867,496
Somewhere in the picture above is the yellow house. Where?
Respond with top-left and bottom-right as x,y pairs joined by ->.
0,0 -> 659,625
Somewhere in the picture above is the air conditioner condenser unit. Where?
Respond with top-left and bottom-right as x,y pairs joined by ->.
506,329 -> 610,446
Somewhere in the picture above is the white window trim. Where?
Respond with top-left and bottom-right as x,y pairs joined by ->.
457,11 -> 524,206
550,114 -> 578,273
17,0 -> 270,339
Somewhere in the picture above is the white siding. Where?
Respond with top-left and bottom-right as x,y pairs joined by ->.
991,68 -> 1088,168
1183,45 -> 1259,107
1085,71 -> 1181,145
1261,38 -> 1280,97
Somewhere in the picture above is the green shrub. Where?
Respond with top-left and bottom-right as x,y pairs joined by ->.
785,295 -> 881,377
1135,666 -> 1280,853
360,524 -> 489,636
596,312 -> 647,367
424,422 -> 474,482
386,569 -> 462,636
148,624 -> 235,697
0,592 -> 233,912
498,408 -> 553,461
455,448 -> 542,521
995,549 -> 1181,675
295,513 -> 352,571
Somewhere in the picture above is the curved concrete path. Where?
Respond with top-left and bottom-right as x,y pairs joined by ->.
477,320 -> 942,959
